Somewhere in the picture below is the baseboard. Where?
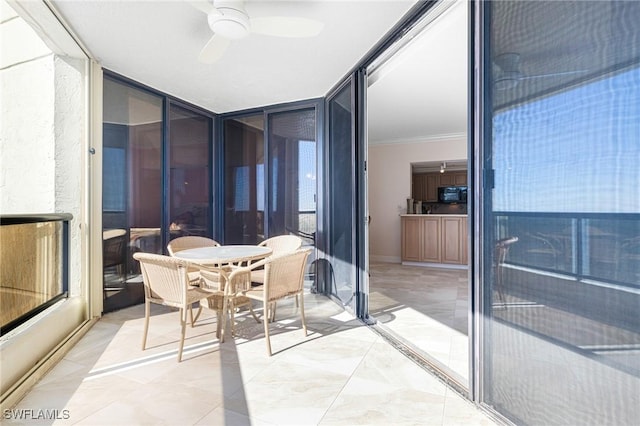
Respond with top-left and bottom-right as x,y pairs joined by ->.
402,261 -> 468,270
0,316 -> 98,412
369,255 -> 401,264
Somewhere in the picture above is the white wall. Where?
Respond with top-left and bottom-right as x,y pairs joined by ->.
0,3 -> 86,296
0,0 -> 89,403
0,13 -> 56,211
368,135 -> 467,262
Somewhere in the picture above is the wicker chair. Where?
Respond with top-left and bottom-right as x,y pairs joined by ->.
167,235 -> 220,282
167,236 -> 220,256
250,234 -> 303,284
133,252 -> 215,362
167,236 -> 220,322
242,248 -> 312,356
199,266 -> 255,342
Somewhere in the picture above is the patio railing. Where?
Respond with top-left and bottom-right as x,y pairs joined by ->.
496,212 -> 640,289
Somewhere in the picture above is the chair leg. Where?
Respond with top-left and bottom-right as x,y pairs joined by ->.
299,291 -> 307,337
190,304 -> 203,326
142,300 -> 150,350
270,302 -> 277,322
264,303 -> 272,356
178,308 -> 187,362
248,301 -> 260,323
229,300 -> 236,336
215,304 -> 223,339
220,297 -> 229,343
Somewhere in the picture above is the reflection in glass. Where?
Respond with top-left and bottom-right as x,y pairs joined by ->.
102,76 -> 163,312
169,105 -> 211,241
267,109 -> 316,242
224,114 -> 265,244
484,1 -> 640,424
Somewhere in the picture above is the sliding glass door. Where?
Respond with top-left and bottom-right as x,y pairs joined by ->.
266,108 -> 317,245
479,1 -> 640,424
223,104 -> 319,256
326,81 -> 357,308
102,75 -> 213,313
223,114 -> 265,244
168,104 -> 212,240
102,77 -> 163,312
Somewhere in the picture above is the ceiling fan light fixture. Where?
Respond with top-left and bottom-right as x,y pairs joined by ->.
208,7 -> 250,39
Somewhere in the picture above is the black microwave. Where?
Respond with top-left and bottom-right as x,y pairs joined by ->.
438,186 -> 467,204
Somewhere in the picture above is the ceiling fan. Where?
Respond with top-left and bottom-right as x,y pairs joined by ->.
188,0 -> 324,63
493,52 -> 587,90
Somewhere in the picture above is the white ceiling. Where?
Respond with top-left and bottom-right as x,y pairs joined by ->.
367,0 -> 467,144
48,0 -> 473,143
52,0 -> 419,113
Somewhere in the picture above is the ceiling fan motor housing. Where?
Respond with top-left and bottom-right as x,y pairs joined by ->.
208,6 -> 250,39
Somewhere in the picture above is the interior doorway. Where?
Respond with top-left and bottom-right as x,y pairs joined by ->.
365,0 -> 470,385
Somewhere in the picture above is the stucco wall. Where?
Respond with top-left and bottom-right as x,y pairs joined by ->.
0,7 -> 85,296
368,136 -> 467,262
1,58 -> 56,212
0,0 -> 87,400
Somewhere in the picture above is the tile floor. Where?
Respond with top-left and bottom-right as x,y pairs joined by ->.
7,290 -> 497,425
368,262 -> 469,383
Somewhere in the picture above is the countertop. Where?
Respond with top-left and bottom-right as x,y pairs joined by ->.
400,214 -> 467,217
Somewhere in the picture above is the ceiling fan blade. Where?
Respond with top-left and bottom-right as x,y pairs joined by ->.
186,0 -> 220,16
198,35 -> 231,63
250,16 -> 324,38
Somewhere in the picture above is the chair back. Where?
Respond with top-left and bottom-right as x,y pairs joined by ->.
133,252 -> 190,307
259,235 -> 303,257
263,248 -> 311,302
167,236 -> 220,256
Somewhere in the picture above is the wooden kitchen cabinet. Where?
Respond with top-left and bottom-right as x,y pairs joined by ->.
412,171 -> 466,202
401,215 -> 441,262
412,173 -> 437,202
441,216 -> 465,264
412,174 -> 423,203
461,215 -> 468,265
438,171 -> 467,186
401,215 -> 468,265
401,215 -> 423,261
421,216 -> 441,262
454,173 -> 467,185
424,174 -> 439,202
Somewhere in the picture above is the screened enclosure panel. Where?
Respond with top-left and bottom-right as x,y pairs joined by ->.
267,108 -> 317,244
482,2 -> 640,424
327,84 -> 356,306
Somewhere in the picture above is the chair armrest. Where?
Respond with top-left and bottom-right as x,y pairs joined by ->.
228,267 -> 253,293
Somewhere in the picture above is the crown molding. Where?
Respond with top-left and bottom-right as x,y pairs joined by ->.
369,132 -> 466,146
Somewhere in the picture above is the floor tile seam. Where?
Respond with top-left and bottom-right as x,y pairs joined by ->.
219,377 -> 333,426
368,323 -> 469,400
315,328 -> 383,426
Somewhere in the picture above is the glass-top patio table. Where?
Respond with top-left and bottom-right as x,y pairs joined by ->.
173,244 -> 272,266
